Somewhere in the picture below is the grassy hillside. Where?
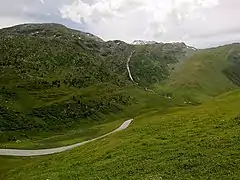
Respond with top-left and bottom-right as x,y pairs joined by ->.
0,30 -> 131,141
155,43 -> 240,103
129,42 -> 187,87
0,87 -> 179,149
1,23 -> 239,144
1,89 -> 240,179
0,23 -> 188,143
1,23 -> 240,180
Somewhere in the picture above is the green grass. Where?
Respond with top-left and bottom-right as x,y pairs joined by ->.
0,87 -> 174,149
0,118 -> 125,150
1,23 -> 240,179
154,44 -> 240,103
1,89 -> 240,179
0,23 -> 189,142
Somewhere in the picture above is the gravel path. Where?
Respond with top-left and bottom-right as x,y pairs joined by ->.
0,119 -> 133,157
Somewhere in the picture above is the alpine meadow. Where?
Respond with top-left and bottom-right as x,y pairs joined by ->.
0,23 -> 240,180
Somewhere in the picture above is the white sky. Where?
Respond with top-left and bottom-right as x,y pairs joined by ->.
0,0 -> 240,48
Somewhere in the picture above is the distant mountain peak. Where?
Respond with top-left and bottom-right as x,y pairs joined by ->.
186,46 -> 197,50
1,23 -> 104,42
132,40 -> 158,45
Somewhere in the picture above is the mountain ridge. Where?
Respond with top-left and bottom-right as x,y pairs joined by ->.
0,23 -> 189,142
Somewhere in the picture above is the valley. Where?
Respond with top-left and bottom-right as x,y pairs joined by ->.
0,23 -> 240,179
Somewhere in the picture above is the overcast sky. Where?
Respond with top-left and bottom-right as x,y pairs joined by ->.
0,0 -> 239,48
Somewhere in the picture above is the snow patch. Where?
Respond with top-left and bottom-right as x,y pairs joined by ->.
187,46 -> 197,50
132,40 -> 157,45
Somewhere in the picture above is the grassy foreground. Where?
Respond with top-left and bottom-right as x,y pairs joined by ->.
0,87 -> 178,150
1,90 -> 240,179
0,118 -> 125,150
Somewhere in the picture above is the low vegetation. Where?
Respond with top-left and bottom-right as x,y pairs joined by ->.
155,43 -> 240,103
129,43 -> 186,87
1,90 -> 240,179
0,23 -> 188,142
1,23 -> 240,180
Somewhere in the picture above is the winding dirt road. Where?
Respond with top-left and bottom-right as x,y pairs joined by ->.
0,119 -> 133,157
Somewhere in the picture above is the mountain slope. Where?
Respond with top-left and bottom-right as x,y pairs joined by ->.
130,42 -> 188,86
0,23 -> 188,142
155,43 -> 240,102
1,23 -> 240,180
2,89 -> 240,179
1,23 -> 239,145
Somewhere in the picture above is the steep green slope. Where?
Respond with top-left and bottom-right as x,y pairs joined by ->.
222,46 -> 240,85
0,26 -> 131,142
129,42 -> 187,87
2,90 -> 240,180
0,23 -> 187,143
3,23 -> 239,147
156,43 -> 240,102
1,23 -> 240,180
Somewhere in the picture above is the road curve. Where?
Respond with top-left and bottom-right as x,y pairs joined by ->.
0,119 -> 133,157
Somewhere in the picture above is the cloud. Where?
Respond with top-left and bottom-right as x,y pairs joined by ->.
0,17 -> 29,28
0,0 -> 85,30
0,0 -> 239,48
59,0 -> 240,48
